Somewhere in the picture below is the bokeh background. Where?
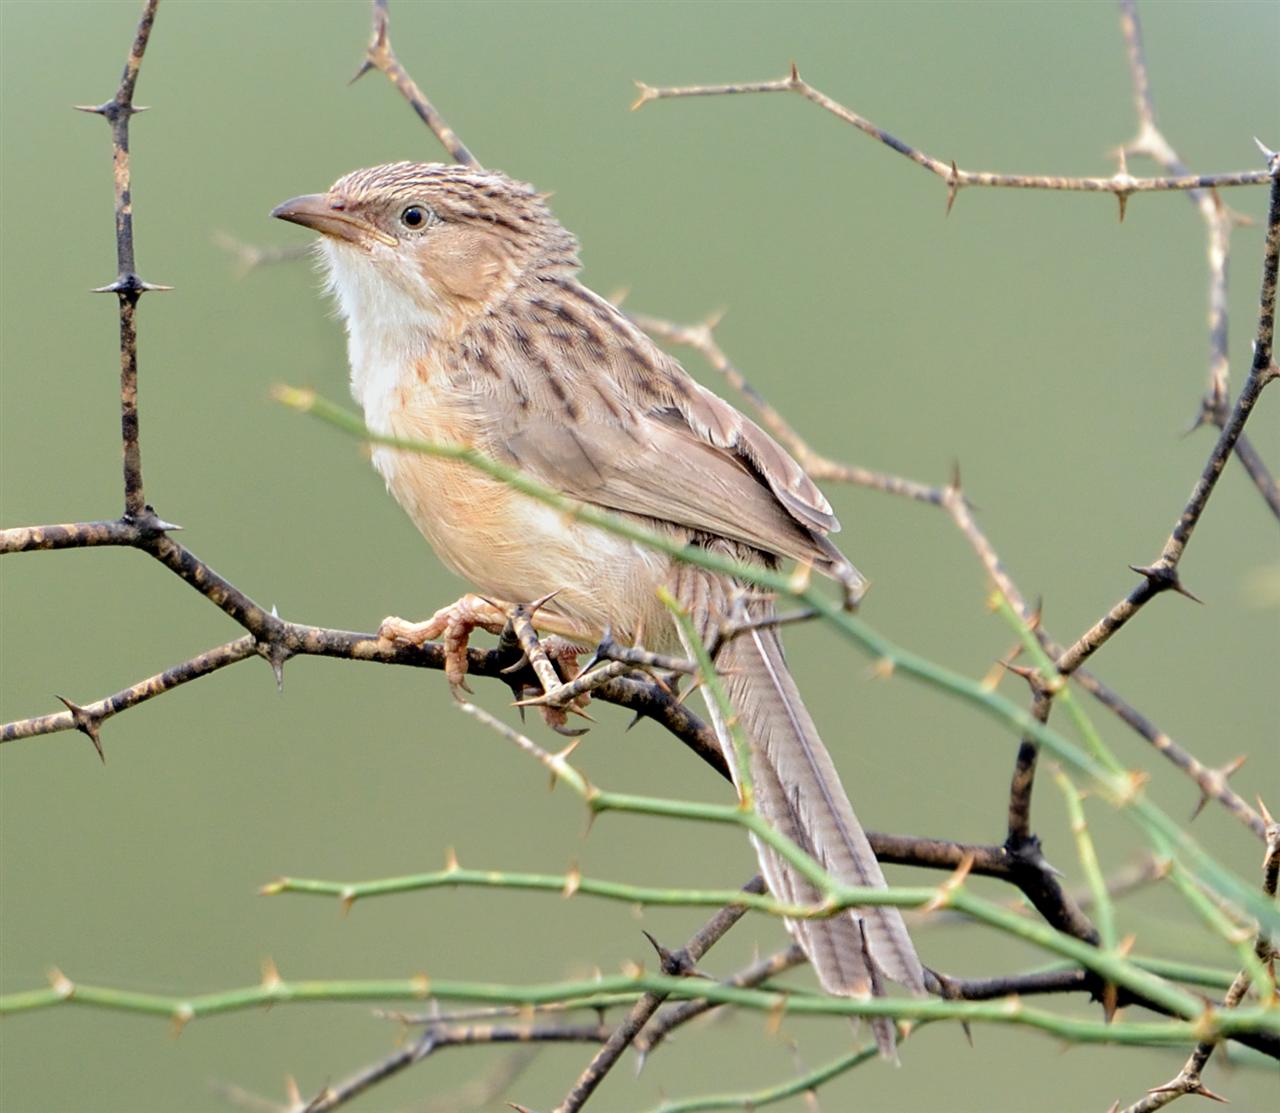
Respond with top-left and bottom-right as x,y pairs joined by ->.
2,2 -> 1277,1110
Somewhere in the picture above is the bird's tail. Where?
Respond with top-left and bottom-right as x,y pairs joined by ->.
674,571 -> 926,1056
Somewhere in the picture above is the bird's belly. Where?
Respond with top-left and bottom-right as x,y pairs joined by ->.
374,444 -> 673,645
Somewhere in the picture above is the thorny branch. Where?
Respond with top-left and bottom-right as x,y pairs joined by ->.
551,877 -> 767,1113
352,0 -> 477,167
1116,0 -> 1279,517
631,310 -> 1269,843
1114,810 -> 1280,1113
71,0 -> 165,523
2,1 -> 1278,1111
631,70 -> 1271,213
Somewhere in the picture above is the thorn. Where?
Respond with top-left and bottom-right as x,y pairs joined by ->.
1170,579 -> 1203,605
170,1003 -> 194,1038
1191,755 -> 1248,821
349,57 -> 376,85
1101,981 -> 1119,1023
764,992 -> 789,1036
1190,1082 -> 1230,1104
945,161 -> 960,216
789,60 -> 801,85
90,275 -> 172,294
260,957 -> 283,991
285,1076 -> 303,1106
1257,796 -> 1275,826
258,878 -> 285,897
979,656 -> 1009,693
948,459 -> 962,492
1001,662 -> 1037,681
787,559 -> 813,595
56,695 -> 104,762
554,736 -> 584,764
868,657 -> 895,680
1254,136 -> 1278,163
641,930 -> 693,976
629,81 -> 655,112
1116,192 -> 1129,223
922,853 -> 975,913
339,887 -> 356,915
73,101 -> 110,115
500,652 -> 531,675
48,966 -> 74,998
1129,563 -> 1203,604
562,862 -> 581,898
624,711 -> 645,732
960,1020 -> 973,1047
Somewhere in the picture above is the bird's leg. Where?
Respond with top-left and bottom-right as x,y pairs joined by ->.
505,600 -> 594,735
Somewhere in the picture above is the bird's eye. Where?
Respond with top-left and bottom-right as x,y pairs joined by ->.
400,205 -> 430,229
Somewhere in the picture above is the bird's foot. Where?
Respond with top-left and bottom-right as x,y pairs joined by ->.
503,600 -> 594,735
377,593 -> 510,692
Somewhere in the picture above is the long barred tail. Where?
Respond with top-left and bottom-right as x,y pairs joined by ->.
674,568 -> 927,1056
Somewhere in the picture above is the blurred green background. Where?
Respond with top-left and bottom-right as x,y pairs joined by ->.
2,1 -> 1277,1110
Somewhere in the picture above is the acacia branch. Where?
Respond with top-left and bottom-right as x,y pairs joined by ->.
0,620 -> 720,770
352,0 -> 477,167
1115,812 -> 1280,1112
72,0 -> 166,521
1117,0 -> 1279,518
631,67 -> 1270,217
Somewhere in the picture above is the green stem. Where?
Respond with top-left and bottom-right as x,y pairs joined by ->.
4,971 -> 1275,1044
277,389 -> 1278,936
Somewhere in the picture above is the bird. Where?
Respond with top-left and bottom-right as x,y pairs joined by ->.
272,161 -> 927,1051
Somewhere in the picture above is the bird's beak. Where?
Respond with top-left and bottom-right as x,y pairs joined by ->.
270,194 -> 398,247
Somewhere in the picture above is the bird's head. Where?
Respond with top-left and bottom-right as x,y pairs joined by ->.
272,161 -> 579,327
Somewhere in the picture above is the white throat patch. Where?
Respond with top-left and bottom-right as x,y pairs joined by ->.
319,239 -> 440,435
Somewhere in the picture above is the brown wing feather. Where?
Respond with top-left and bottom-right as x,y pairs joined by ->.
452,281 -> 854,580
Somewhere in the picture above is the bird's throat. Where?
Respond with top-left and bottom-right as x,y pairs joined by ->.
320,239 -> 443,436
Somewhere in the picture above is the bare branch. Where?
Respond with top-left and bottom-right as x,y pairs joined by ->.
353,0 -> 477,167
74,0 -> 165,521
631,66 -> 1270,211
1114,813 -> 1280,1112
552,877 -> 767,1113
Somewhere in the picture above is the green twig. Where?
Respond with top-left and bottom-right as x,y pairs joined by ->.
1053,768 -> 1118,952
992,593 -> 1123,777
275,386 -> 1278,937
3,969 -> 1275,1045
458,701 -> 1206,1019
647,1037 -> 887,1113
1164,862 -> 1274,999
658,585 -> 753,808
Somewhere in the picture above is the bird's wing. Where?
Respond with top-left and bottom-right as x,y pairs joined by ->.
451,282 -> 852,576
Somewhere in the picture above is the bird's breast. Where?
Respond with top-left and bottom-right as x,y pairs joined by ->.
369,371 -> 672,645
